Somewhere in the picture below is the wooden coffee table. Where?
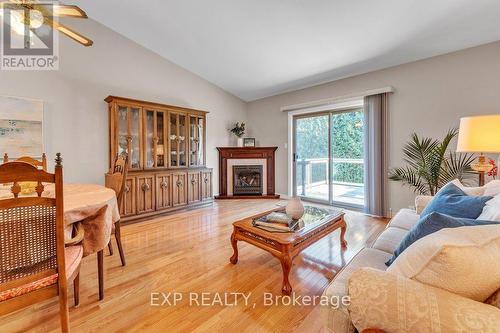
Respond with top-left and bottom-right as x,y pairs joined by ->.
230,205 -> 347,295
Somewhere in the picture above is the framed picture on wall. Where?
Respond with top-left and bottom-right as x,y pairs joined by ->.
0,95 -> 44,159
243,138 -> 256,147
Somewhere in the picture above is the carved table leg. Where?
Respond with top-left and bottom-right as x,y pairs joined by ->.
340,219 -> 348,249
280,254 -> 293,295
229,230 -> 238,264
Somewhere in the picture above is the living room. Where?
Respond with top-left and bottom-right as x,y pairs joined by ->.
0,1 -> 499,332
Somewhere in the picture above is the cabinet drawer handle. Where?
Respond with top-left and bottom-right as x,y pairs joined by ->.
142,183 -> 150,192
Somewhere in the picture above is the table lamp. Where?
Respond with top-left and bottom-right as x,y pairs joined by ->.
456,115 -> 500,186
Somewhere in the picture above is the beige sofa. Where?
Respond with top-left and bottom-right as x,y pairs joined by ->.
321,197 -> 500,333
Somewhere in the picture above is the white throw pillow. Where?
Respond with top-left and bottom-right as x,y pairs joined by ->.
484,180 -> 500,196
387,224 -> 500,302
437,179 -> 500,196
478,194 -> 500,221
438,179 -> 486,196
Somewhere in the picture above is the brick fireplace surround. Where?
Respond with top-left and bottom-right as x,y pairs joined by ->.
215,147 -> 280,199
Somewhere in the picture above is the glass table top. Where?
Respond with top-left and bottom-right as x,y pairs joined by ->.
252,205 -> 343,233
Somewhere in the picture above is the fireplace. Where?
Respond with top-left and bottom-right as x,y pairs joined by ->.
233,165 -> 263,195
216,147 -> 279,199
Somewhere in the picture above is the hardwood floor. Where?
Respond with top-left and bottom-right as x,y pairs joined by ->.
0,199 -> 387,333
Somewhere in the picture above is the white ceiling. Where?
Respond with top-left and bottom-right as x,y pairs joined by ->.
73,0 -> 500,101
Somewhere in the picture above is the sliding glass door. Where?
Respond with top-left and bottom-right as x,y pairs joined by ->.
293,108 -> 365,209
294,114 -> 330,202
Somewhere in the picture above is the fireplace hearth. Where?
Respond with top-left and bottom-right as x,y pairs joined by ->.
233,165 -> 263,195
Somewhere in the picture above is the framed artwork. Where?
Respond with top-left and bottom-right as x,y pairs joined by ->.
0,95 -> 44,159
243,138 -> 256,147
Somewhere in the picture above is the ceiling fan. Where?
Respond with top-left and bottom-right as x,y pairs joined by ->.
0,0 -> 93,47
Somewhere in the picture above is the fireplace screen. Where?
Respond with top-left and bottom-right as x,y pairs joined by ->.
233,165 -> 263,195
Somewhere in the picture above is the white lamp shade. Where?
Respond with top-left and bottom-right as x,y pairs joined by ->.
456,115 -> 500,153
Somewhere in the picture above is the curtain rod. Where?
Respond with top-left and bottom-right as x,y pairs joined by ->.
281,86 -> 394,112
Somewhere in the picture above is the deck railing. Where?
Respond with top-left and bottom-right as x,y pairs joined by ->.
296,157 -> 364,196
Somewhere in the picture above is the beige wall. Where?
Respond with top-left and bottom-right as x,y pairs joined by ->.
2,19 -> 499,211
247,41 -> 500,213
0,19 -> 247,194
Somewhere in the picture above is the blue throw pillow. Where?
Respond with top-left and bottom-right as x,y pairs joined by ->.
420,183 -> 492,219
385,212 -> 500,266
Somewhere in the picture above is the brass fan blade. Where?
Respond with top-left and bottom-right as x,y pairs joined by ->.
54,5 -> 87,18
48,19 -> 93,47
4,2 -> 87,18
48,4 -> 88,18
3,1 -> 93,47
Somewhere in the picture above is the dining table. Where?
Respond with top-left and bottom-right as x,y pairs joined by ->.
0,183 -> 120,256
0,182 -> 120,300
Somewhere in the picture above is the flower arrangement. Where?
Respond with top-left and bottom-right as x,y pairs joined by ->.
488,159 -> 497,179
230,122 -> 245,138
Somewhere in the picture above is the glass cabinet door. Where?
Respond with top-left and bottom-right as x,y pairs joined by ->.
145,110 -> 154,168
145,110 -> 166,168
178,114 -> 187,167
169,113 -> 178,167
117,106 -> 128,157
116,105 -> 142,170
130,107 -> 141,169
156,111 -> 166,167
189,115 -> 205,166
168,112 -> 187,167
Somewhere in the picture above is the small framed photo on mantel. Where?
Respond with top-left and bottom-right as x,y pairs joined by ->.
243,138 -> 256,147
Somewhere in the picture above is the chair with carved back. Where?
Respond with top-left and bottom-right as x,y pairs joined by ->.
3,153 -> 47,171
0,154 -> 82,333
104,153 -> 128,266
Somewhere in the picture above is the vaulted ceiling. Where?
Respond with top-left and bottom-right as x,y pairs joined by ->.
74,0 -> 500,101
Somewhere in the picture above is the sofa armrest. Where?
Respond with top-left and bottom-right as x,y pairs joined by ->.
414,195 -> 433,214
348,268 -> 500,333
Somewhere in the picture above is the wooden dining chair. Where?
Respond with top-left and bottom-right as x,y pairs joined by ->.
3,153 -> 47,171
104,153 -> 128,266
0,154 -> 83,333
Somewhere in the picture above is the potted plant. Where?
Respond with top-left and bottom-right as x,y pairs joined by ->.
389,129 -> 476,195
230,122 -> 245,147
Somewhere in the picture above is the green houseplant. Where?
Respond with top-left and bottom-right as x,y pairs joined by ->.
230,122 -> 245,137
389,129 -> 476,195
230,122 -> 245,147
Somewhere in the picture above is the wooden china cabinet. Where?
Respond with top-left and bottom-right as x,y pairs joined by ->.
105,96 -> 213,222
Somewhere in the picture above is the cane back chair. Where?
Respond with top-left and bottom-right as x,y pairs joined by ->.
3,153 -> 47,171
0,154 -> 82,332
105,153 -> 128,267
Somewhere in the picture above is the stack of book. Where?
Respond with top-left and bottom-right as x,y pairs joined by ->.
253,212 -> 301,232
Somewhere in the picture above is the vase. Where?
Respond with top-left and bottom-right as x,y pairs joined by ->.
286,197 -> 304,220
237,137 -> 244,147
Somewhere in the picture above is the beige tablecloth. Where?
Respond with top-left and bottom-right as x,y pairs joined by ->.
0,183 -> 120,257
